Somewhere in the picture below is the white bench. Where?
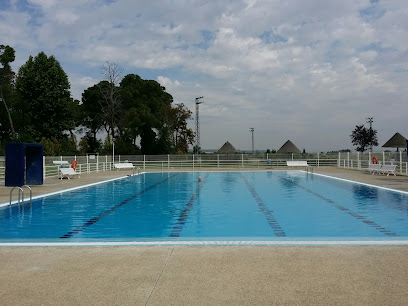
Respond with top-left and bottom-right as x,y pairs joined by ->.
114,163 -> 135,170
362,163 -> 382,175
287,161 -> 309,167
53,161 -> 69,166
286,161 -> 312,171
379,164 -> 397,176
60,168 -> 80,179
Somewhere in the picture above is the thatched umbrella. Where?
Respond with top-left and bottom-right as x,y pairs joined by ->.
382,133 -> 407,152
277,140 -> 301,153
218,141 -> 238,154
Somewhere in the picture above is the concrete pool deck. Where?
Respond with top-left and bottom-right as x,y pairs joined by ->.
0,167 -> 408,304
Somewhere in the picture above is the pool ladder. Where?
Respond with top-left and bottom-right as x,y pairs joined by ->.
132,167 -> 141,176
9,185 -> 32,206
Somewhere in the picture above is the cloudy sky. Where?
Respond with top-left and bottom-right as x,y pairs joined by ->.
1,0 -> 407,152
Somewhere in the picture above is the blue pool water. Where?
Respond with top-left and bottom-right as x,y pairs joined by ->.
1,171 -> 408,244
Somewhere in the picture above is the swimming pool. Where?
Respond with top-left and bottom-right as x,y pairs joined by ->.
1,171 -> 408,245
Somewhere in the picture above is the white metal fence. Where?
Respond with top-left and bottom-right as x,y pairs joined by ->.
0,151 -> 407,182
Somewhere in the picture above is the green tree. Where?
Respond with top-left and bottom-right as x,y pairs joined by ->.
41,137 -> 62,156
156,126 -> 174,154
350,124 -> 378,152
120,74 -> 173,154
15,51 -> 74,141
79,132 -> 102,154
81,83 -> 106,144
81,72 -> 194,155
78,137 -> 90,155
101,134 -> 113,155
167,103 -> 194,153
60,134 -> 78,155
0,45 -> 17,142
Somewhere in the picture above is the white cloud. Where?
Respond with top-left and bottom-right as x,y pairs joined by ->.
1,0 -> 407,151
157,76 -> 181,92
27,0 -> 56,9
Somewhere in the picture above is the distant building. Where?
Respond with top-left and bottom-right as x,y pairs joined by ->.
277,140 -> 301,153
218,141 -> 238,154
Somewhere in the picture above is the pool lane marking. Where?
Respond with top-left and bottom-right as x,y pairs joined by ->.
168,173 -> 210,237
239,173 -> 286,237
60,173 -> 180,239
275,175 -> 398,236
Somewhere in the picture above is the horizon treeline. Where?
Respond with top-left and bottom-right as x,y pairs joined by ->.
0,46 -> 194,155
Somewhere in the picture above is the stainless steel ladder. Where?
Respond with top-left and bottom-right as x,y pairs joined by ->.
9,185 -> 32,205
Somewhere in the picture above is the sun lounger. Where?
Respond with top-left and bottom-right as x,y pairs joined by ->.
60,168 -> 80,179
114,163 -> 135,170
53,161 -> 69,166
287,161 -> 309,167
286,161 -> 312,171
379,164 -> 397,176
363,164 -> 382,175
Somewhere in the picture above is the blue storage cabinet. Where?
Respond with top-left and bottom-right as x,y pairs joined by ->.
5,143 -> 44,186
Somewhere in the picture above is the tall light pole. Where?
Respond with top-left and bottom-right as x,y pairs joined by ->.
366,117 -> 373,152
250,128 -> 255,153
195,96 -> 204,153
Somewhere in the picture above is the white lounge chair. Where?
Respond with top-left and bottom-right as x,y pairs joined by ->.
53,160 -> 69,166
363,163 -> 382,175
286,161 -> 312,171
60,168 -> 80,179
114,163 -> 135,170
379,165 -> 397,176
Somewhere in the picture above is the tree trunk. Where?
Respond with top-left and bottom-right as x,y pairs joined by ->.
0,86 -> 16,139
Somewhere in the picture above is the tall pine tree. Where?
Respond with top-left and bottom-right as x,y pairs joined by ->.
15,52 -> 74,141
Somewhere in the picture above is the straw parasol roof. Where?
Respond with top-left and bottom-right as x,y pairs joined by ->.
218,141 -> 237,153
277,140 -> 301,153
382,132 -> 407,151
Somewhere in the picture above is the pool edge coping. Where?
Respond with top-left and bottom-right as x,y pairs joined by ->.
1,240 -> 408,247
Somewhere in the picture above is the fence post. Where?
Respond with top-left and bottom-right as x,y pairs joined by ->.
168,154 -> 170,169
383,151 -> 385,165
241,154 -> 244,168
357,152 -> 360,169
193,154 -> 195,169
400,151 -> 402,174
43,156 -> 46,180
338,152 -> 340,167
217,154 -> 219,168
317,152 -> 320,167
347,152 -> 350,168
292,153 -> 294,161
369,152 -> 371,165
143,155 -> 146,170
97,155 -> 99,172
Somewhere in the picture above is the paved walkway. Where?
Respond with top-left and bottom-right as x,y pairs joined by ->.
1,167 -> 408,304
1,245 -> 407,305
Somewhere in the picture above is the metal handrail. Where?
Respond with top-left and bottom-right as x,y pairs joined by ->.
22,185 -> 32,203
9,185 -> 32,206
9,187 -> 24,205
